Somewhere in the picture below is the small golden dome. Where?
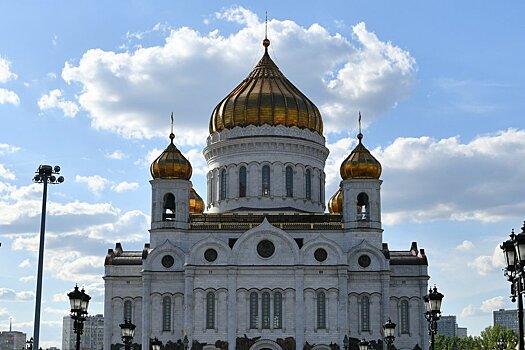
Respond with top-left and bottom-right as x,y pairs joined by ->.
328,187 -> 343,214
340,133 -> 382,180
189,186 -> 205,214
209,39 -> 323,135
150,133 -> 192,180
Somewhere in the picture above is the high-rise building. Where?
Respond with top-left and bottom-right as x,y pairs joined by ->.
436,316 -> 457,338
0,331 -> 26,350
456,327 -> 467,339
62,314 -> 104,350
103,36 -> 431,350
494,309 -> 520,334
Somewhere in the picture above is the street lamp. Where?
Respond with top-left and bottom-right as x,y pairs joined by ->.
383,319 -> 396,350
497,338 -> 508,350
424,285 -> 444,350
32,165 -> 64,350
68,285 -> 91,350
358,339 -> 369,350
343,334 -> 349,350
151,337 -> 162,350
501,222 -> 525,350
183,334 -> 189,350
120,320 -> 136,350
25,337 -> 33,350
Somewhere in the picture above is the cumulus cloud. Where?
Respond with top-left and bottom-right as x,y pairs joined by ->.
0,56 -> 17,83
0,288 -> 34,301
456,240 -> 474,251
467,244 -> 504,275
0,143 -> 20,155
112,181 -> 139,192
38,89 -> 80,117
18,259 -> 31,268
0,164 -> 15,180
461,304 -> 477,317
75,174 -> 110,194
480,296 -> 505,312
19,275 -> 34,282
60,6 -> 415,144
105,150 -> 127,160
0,88 -> 20,105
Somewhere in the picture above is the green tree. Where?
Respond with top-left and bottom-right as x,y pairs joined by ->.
435,324 -> 516,350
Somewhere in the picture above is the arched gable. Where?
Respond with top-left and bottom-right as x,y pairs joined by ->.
143,239 -> 185,271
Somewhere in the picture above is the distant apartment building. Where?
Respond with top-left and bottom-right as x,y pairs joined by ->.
437,315 -> 458,338
0,331 -> 26,350
456,327 -> 468,339
62,314 -> 103,350
494,309 -> 520,334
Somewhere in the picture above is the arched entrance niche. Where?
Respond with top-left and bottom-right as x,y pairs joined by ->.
248,339 -> 283,350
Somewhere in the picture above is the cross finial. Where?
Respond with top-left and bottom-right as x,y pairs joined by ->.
169,112 -> 175,142
358,111 -> 362,134
265,11 -> 268,40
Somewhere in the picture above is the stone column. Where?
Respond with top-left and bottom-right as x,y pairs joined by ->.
295,268 -> 304,350
338,268 -> 349,346
142,273 -> 153,348
228,268 -> 238,350
103,276 -> 113,350
380,270 -> 390,349
184,267 -> 195,341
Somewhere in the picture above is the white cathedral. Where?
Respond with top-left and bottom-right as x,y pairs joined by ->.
103,37 -> 429,350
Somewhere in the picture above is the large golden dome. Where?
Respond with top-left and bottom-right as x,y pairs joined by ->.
189,186 -> 205,214
150,133 -> 192,180
328,187 -> 343,214
209,39 -> 323,134
340,133 -> 382,180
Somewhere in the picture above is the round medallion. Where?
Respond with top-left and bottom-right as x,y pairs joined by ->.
257,240 -> 275,258
314,248 -> 328,262
161,255 -> 174,268
204,248 -> 218,262
358,254 -> 371,268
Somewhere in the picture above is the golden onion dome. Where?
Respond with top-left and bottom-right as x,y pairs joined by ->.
189,186 -> 205,214
328,187 -> 343,214
150,133 -> 192,180
209,38 -> 323,135
340,133 -> 382,180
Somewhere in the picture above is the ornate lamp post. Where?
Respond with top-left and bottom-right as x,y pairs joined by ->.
424,286 -> 444,350
183,334 -> 189,350
32,165 -> 64,350
343,334 -> 349,350
501,222 -> 525,350
151,337 -> 162,350
497,338 -> 508,350
25,337 -> 33,350
383,319 -> 397,350
120,320 -> 136,350
68,285 -> 91,350
358,339 -> 369,350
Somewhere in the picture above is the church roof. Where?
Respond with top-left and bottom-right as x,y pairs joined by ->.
209,38 -> 323,135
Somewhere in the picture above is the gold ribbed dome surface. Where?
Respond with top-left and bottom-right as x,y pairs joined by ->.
189,186 -> 205,214
209,39 -> 323,134
328,187 -> 343,214
340,133 -> 382,180
150,133 -> 192,180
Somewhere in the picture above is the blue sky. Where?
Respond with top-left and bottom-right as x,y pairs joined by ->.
1,1 -> 524,347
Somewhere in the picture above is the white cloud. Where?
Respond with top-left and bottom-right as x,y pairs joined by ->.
38,89 -> 80,117
0,288 -> 34,301
0,164 -> 15,180
105,150 -> 127,160
60,7 -> 415,144
456,240 -> 474,251
0,143 -> 20,155
0,88 -> 20,105
75,174 -> 110,194
112,181 -> 139,192
461,304 -> 477,317
18,259 -> 31,268
0,56 -> 17,83
468,244 -> 505,275
480,296 -> 505,313
19,275 -> 34,282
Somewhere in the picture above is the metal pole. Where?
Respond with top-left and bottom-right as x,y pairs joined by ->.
430,328 -> 435,350
518,279 -> 524,350
75,318 -> 81,350
33,176 -> 48,350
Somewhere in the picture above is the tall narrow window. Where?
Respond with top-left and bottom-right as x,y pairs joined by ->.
262,165 -> 270,196
319,175 -> 323,203
285,166 -> 293,197
317,291 -> 326,329
163,193 -> 176,220
274,292 -> 282,329
305,169 -> 312,200
239,166 -> 247,197
250,292 -> 258,329
206,292 -> 215,329
123,300 -> 132,321
361,296 -> 370,331
401,300 -> 410,334
262,292 -> 270,329
357,192 -> 369,221
220,169 -> 228,200
162,296 -> 171,331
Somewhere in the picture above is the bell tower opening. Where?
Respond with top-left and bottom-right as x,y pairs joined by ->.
163,193 -> 176,220
356,192 -> 369,221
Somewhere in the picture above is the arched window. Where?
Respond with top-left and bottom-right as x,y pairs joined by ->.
357,192 -> 369,221
239,166 -> 247,197
317,291 -> 326,329
401,300 -> 410,334
285,166 -> 293,197
206,292 -> 215,329
319,175 -> 323,203
262,292 -> 270,329
220,169 -> 228,200
274,292 -> 282,329
123,300 -> 132,321
162,296 -> 171,331
163,193 -> 175,220
305,169 -> 312,200
262,165 -> 270,196
361,296 -> 370,331
250,292 -> 258,329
